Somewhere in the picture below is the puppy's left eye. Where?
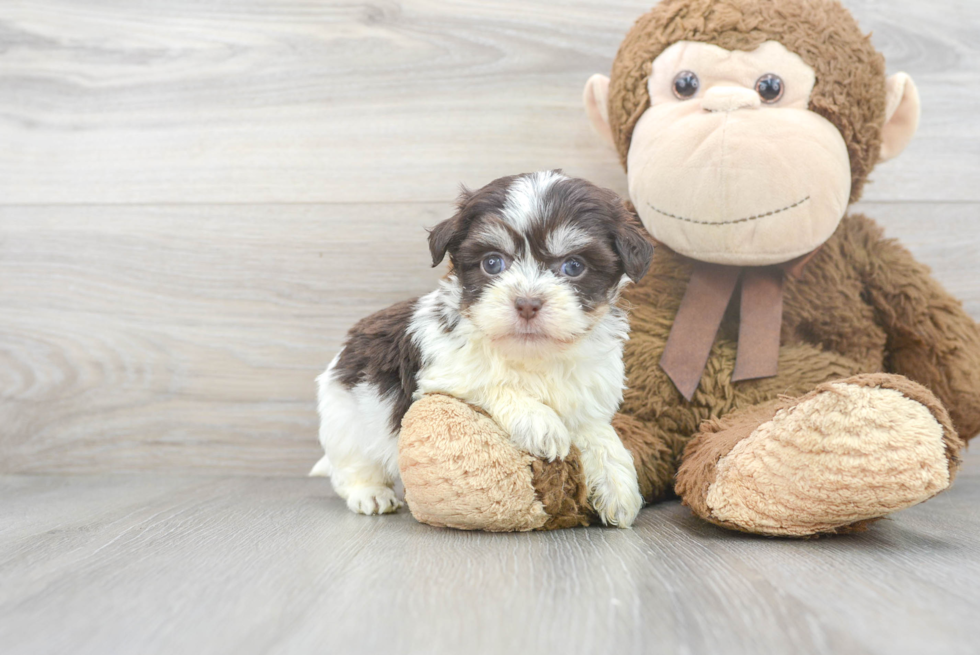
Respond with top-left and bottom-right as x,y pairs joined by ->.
560,258 -> 585,278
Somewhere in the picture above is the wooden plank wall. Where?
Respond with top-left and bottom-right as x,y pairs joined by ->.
1,0 -> 978,475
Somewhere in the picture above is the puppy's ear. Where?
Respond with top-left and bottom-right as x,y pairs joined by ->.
614,206 -> 654,282
428,185 -> 473,267
428,215 -> 458,267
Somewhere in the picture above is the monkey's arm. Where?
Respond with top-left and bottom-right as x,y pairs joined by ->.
847,213 -> 980,440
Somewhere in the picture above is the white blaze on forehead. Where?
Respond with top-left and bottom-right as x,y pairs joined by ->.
501,171 -> 566,232
545,223 -> 592,258
508,257 -> 548,292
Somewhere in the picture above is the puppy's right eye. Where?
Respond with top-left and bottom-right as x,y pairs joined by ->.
481,254 -> 508,276
560,257 -> 585,278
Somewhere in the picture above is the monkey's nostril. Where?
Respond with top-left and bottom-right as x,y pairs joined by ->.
515,297 -> 543,320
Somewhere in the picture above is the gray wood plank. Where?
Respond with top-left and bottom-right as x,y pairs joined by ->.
1,449 -> 978,655
0,203 -> 444,475
2,202 -> 978,475
1,0 -> 978,204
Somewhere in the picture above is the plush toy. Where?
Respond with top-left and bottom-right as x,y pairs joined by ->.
397,0 -> 980,536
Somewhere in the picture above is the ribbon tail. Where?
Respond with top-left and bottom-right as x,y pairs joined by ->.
660,262 -> 741,401
732,267 -> 784,382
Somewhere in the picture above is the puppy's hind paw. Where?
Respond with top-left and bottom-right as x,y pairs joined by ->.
345,486 -> 403,515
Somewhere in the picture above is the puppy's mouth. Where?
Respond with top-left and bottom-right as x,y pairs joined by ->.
497,330 -> 553,342
511,332 -> 557,343
497,326 -> 576,347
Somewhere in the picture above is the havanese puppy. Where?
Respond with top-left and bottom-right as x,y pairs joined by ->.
312,171 -> 654,527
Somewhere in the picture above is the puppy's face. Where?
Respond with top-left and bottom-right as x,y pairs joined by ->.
429,171 -> 654,355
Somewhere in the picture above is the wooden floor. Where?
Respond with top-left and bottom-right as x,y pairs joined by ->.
2,1 -> 980,653
2,448 -> 979,655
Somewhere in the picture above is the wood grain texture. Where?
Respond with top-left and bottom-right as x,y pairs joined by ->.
1,449 -> 979,655
1,0 -> 979,476
2,2 -> 979,652
0,203 -> 445,474
0,0 -> 979,204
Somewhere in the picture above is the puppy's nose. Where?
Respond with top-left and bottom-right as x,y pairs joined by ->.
515,297 -> 543,320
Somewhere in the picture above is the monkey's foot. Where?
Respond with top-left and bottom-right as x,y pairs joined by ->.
399,394 -> 595,532
676,374 -> 962,537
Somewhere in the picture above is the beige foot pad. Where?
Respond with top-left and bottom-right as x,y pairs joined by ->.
399,394 -> 595,532
677,374 -> 963,537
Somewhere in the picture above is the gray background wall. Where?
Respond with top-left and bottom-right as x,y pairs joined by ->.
2,0 -> 978,475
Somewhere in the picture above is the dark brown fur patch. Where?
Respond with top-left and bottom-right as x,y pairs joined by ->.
530,445 -> 596,530
454,216 -> 526,311
526,177 -> 654,307
333,299 -> 423,433
428,176 -> 517,267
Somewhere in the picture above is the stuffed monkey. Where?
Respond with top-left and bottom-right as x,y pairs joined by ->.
397,0 -> 980,536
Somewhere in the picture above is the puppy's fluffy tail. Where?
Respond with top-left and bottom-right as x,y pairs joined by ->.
309,454 -> 332,477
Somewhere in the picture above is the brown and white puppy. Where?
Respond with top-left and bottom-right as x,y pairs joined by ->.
312,171 -> 654,527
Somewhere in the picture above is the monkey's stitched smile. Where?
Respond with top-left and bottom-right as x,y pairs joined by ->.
646,196 -> 811,226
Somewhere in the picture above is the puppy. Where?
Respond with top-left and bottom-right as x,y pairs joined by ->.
312,171 -> 654,527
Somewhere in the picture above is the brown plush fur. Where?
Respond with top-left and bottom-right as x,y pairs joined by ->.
396,0 -> 980,535
397,209 -> 980,532
530,448 -> 595,530
620,213 -> 980,501
608,0 -> 886,202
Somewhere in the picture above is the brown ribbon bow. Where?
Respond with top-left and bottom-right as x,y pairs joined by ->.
659,250 -> 820,401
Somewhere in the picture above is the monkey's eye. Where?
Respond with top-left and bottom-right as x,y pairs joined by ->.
481,254 -> 508,276
560,258 -> 586,278
672,71 -> 699,99
755,74 -> 784,103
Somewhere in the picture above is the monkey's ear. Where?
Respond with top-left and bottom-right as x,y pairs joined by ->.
879,73 -> 921,162
583,74 -> 615,150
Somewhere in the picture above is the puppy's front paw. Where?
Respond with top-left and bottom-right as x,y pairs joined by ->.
345,486 -> 403,515
510,408 -> 571,461
590,466 -> 643,528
